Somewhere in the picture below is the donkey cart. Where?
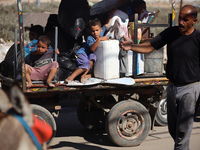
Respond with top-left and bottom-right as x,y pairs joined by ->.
0,74 -> 168,147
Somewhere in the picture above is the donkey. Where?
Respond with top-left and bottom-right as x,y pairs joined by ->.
0,85 -> 52,150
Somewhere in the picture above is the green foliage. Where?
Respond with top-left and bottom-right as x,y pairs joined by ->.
0,4 -> 18,42
0,2 -> 59,42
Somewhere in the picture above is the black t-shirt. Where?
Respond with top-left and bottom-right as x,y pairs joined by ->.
30,50 -> 53,67
150,26 -> 200,85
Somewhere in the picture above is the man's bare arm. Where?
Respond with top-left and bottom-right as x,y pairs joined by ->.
120,35 -> 155,53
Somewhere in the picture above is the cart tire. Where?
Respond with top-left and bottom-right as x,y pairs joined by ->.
106,100 -> 151,147
155,90 -> 167,126
31,104 -> 56,144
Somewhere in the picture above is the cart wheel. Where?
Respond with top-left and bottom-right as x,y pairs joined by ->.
106,100 -> 151,147
31,104 -> 56,144
155,90 -> 167,126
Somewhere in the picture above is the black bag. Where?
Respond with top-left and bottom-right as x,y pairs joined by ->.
57,52 -> 77,81
0,44 -> 21,78
58,0 -> 90,40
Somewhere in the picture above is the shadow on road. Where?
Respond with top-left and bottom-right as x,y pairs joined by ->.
50,141 -> 109,150
53,108 -> 115,147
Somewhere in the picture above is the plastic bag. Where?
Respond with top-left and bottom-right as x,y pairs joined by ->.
57,53 -> 77,81
0,44 -> 21,78
58,0 -> 90,40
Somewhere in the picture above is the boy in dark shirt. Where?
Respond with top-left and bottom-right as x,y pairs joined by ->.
25,35 -> 59,87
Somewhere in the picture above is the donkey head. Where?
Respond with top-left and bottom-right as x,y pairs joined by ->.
0,85 -> 36,150
0,85 -> 33,126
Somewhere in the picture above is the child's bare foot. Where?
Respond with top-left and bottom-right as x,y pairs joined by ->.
65,77 -> 72,83
26,82 -> 33,87
81,76 -> 87,83
47,82 -> 55,88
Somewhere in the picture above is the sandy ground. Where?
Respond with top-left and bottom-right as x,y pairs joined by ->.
0,0 -> 61,5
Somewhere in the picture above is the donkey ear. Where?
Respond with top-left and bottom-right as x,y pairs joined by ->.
9,85 -> 33,126
10,85 -> 30,115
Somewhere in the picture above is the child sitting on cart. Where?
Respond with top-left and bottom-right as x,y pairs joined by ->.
24,25 -> 59,64
25,35 -> 59,88
65,18 -> 109,83
24,25 -> 44,63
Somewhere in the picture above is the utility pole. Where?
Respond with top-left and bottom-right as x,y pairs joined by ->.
17,0 -> 26,92
180,0 -> 183,9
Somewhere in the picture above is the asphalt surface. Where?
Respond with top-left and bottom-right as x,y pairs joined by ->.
48,98 -> 200,150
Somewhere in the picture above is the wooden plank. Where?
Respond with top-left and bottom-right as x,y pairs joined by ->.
135,77 -> 168,83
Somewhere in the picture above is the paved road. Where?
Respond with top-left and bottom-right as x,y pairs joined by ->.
48,100 -> 200,150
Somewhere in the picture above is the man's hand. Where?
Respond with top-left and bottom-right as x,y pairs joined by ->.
120,35 -> 132,51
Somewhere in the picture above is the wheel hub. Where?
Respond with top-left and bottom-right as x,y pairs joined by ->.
117,110 -> 144,140
122,117 -> 139,134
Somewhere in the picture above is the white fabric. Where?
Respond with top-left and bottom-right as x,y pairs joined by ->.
106,9 -> 129,39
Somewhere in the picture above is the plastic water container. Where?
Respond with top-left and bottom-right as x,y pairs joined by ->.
144,47 -> 163,74
94,40 -> 120,79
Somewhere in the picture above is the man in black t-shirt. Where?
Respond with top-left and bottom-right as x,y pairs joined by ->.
121,5 -> 200,150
